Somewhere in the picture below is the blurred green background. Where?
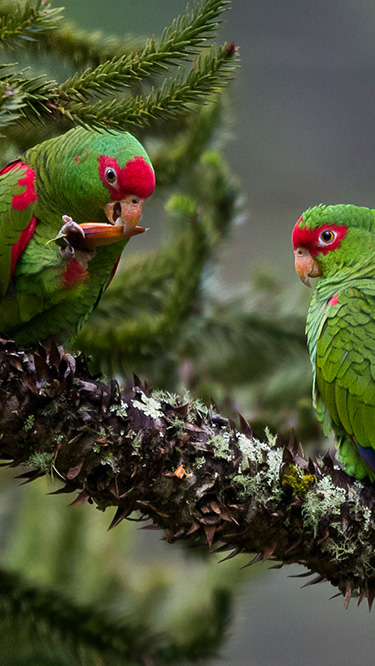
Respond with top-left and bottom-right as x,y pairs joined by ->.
3,1 -> 375,664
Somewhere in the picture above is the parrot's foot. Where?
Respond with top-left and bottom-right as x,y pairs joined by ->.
56,216 -> 96,261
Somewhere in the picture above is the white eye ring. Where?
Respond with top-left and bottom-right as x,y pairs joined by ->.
319,229 -> 337,245
105,166 -> 118,186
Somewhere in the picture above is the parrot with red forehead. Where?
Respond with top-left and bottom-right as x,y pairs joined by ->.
292,203 -> 375,481
0,127 -> 155,348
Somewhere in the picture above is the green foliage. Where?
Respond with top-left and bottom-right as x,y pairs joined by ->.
0,473 -> 249,665
0,0 -> 238,131
0,566 -> 155,666
0,0 -> 62,44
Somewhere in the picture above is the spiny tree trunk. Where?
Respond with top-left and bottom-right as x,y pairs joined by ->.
1,336 -> 375,609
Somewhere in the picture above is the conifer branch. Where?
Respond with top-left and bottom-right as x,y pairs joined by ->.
1,337 -> 375,609
0,0 -> 142,67
0,1 -> 238,131
41,23 -> 143,68
55,43 -> 238,131
0,567 -> 156,665
0,565 -> 231,665
76,211 -> 209,376
0,0 -> 228,70
180,308 -> 306,386
151,99 -> 223,188
57,0 -> 231,99
0,0 -> 62,45
0,65 -> 55,130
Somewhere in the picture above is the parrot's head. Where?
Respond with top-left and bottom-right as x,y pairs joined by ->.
52,127 -> 155,233
292,204 -> 375,286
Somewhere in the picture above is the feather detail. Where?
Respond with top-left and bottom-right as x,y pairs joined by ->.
62,258 -> 89,289
0,161 -> 37,210
10,216 -> 37,278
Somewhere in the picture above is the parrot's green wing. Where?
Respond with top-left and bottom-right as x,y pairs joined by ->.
0,161 -> 38,299
315,286 -> 375,479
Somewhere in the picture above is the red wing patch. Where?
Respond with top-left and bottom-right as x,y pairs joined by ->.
0,161 -> 38,279
10,216 -> 37,278
1,161 -> 37,211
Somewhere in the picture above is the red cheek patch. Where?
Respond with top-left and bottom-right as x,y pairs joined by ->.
98,155 -> 155,200
292,222 -> 348,257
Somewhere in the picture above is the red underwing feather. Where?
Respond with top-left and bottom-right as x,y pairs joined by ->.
10,216 -> 37,278
105,257 -> 120,291
63,258 -> 89,289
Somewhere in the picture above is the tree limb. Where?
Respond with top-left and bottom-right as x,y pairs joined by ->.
1,337 -> 375,609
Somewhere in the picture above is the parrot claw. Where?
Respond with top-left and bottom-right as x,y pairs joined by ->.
59,216 -> 85,241
54,216 -> 88,260
59,241 -> 76,260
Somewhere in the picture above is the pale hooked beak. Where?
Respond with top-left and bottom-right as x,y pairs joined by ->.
104,194 -> 144,235
294,247 -> 321,287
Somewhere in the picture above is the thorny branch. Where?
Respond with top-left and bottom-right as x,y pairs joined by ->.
1,336 -> 375,609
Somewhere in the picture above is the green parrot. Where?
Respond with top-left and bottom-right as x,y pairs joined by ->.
292,203 -> 375,481
0,127 -> 155,348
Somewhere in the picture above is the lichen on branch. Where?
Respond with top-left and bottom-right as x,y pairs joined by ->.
1,337 -> 375,608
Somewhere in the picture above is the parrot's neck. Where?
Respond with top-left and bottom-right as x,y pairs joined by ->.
314,261 -> 375,303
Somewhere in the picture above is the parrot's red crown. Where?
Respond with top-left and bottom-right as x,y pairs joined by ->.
292,219 -> 348,257
98,155 -> 155,201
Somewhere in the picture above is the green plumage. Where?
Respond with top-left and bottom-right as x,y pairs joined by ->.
0,127 -> 154,347
293,204 -> 375,481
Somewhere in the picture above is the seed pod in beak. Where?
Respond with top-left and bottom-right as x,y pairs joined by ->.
53,209 -> 146,253
77,222 -> 145,249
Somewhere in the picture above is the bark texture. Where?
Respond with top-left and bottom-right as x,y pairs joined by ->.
1,336 -> 375,608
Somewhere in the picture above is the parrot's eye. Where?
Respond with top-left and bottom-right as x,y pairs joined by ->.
319,229 -> 337,244
105,167 -> 118,186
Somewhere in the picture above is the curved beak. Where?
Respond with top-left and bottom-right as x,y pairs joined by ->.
104,194 -> 144,234
294,247 -> 321,287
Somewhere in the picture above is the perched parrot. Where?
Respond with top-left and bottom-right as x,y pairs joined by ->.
292,203 -> 375,481
0,127 -> 155,348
